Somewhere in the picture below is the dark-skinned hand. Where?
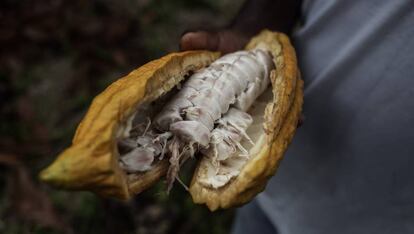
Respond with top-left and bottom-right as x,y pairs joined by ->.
180,30 -> 248,54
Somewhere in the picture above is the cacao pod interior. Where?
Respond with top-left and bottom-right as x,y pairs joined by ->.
39,30 -> 303,211
189,31 -> 303,210
118,70 -> 274,190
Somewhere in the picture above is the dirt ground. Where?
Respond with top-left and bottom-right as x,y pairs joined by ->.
0,0 -> 244,233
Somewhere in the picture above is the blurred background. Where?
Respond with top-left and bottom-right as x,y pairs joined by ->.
0,0 -> 244,233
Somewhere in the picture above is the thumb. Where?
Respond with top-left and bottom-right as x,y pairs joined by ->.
180,30 -> 248,54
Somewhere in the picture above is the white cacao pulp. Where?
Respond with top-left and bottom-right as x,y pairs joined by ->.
118,49 -> 275,190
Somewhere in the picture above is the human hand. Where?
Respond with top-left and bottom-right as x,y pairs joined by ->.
179,30 -> 248,54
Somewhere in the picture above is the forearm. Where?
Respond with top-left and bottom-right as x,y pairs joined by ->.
229,0 -> 302,37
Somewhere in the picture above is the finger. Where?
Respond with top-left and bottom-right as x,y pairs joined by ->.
216,31 -> 248,54
180,31 -> 219,51
180,30 -> 248,54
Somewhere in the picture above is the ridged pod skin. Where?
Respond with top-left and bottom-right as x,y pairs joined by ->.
39,30 -> 303,209
189,31 -> 303,210
40,51 -> 220,199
